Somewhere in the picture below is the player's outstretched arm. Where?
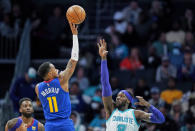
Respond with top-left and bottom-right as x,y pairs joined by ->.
134,96 -> 165,124
98,39 -> 114,119
59,21 -> 79,90
38,122 -> 45,131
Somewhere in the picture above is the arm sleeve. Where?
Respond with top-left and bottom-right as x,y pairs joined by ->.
149,105 -> 165,124
101,60 -> 112,97
71,35 -> 79,61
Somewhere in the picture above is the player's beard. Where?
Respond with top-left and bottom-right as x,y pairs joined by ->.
22,112 -> 33,118
116,100 -> 126,109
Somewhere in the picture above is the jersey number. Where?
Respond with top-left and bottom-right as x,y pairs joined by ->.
117,124 -> 127,131
47,96 -> 58,112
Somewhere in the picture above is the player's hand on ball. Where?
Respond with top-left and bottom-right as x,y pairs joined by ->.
97,39 -> 108,59
134,96 -> 150,108
69,21 -> 78,35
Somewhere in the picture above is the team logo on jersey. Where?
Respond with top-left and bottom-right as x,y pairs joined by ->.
32,126 -> 36,130
47,84 -> 50,87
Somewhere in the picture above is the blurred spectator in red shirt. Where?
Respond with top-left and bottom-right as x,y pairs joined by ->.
120,48 -> 144,71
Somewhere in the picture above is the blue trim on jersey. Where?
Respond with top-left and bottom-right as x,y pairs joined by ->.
132,109 -> 140,127
106,109 -> 117,122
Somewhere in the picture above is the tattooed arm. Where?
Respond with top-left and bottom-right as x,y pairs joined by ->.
38,122 -> 45,131
59,60 -> 77,92
59,21 -> 79,92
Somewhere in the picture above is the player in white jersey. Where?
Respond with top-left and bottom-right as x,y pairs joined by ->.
97,39 -> 165,131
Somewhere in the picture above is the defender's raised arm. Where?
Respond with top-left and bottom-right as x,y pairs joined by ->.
98,39 -> 114,119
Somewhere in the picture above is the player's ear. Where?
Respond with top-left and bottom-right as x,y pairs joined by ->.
127,99 -> 130,104
47,71 -> 52,78
19,107 -> 22,113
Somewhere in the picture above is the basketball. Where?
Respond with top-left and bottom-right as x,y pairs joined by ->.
66,5 -> 86,24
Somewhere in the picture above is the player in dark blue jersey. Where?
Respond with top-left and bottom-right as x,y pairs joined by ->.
19,98 -> 44,131
5,98 -> 44,131
35,22 -> 79,131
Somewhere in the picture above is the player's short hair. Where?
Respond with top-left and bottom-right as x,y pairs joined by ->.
38,62 -> 51,79
7,118 -> 20,129
19,97 -> 32,107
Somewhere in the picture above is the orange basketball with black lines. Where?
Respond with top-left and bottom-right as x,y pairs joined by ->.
66,5 -> 86,24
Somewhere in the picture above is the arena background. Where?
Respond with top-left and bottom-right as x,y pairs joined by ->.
0,0 -> 195,130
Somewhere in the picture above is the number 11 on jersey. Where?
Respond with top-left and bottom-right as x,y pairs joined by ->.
47,96 -> 58,112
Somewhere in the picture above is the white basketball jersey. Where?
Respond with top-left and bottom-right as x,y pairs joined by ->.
106,108 -> 140,131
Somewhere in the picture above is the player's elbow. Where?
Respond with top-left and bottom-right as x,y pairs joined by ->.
156,114 -> 165,124
160,115 -> 165,123
150,113 -> 165,124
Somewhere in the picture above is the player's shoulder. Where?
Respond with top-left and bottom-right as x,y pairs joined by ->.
37,121 -> 44,130
35,83 -> 40,89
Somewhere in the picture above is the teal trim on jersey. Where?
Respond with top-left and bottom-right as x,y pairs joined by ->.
118,108 -> 131,113
132,109 -> 140,127
106,109 -> 117,122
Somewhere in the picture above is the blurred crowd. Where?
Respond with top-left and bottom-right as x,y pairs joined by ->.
1,0 -> 195,131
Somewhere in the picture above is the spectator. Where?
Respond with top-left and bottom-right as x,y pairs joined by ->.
70,111 -> 86,131
182,83 -> 195,112
146,46 -> 161,69
153,32 -> 173,57
120,48 -> 144,71
166,21 -> 186,45
46,6 -> 64,40
178,52 -> 195,81
105,11 -> 128,35
122,0 -> 142,25
88,106 -> 106,131
110,34 -> 129,60
181,9 -> 195,32
149,0 -> 163,22
121,23 -> 139,47
71,66 -> 89,91
149,87 -> 165,108
0,13 -> 19,38
156,106 -> 180,131
0,0 -> 11,14
12,4 -> 23,27
185,93 -> 195,118
10,67 -> 37,112
169,42 -> 183,69
180,115 -> 195,131
134,78 -> 150,100
160,77 -> 183,104
135,11 -> 153,44
156,56 -> 177,82
69,82 -> 87,113
170,100 -> 185,127
185,32 -> 194,48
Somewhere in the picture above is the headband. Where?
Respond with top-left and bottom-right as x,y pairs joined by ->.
8,118 -> 23,131
120,90 -> 136,108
